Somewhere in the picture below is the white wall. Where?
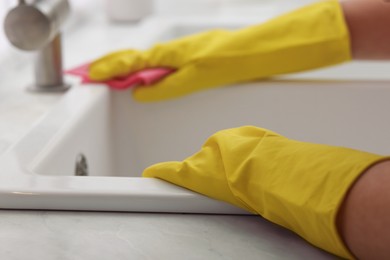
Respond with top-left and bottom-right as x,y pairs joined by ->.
0,0 -> 319,57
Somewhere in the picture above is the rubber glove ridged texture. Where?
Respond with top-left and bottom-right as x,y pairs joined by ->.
89,0 -> 351,102
143,126 -> 387,259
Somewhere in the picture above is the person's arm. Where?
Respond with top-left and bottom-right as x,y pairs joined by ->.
337,3 -> 390,256
342,0 -> 390,59
337,160 -> 390,259
89,0 -> 351,102
143,125 -> 389,259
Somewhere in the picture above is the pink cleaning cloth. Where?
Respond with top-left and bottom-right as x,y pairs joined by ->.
65,63 -> 175,90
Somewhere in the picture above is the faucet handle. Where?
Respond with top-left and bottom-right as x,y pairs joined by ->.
4,0 -> 70,51
4,0 -> 71,92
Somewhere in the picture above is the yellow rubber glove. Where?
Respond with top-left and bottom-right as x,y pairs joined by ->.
89,0 -> 351,102
143,126 -> 387,259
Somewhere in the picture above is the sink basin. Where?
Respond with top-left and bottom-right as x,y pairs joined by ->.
1,16 -> 390,213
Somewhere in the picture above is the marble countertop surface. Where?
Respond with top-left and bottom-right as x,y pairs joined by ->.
0,1 -> 339,259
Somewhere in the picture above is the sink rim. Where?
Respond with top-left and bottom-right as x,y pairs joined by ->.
0,84 -> 248,214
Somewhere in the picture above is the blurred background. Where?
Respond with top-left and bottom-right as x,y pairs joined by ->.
0,0 -> 318,57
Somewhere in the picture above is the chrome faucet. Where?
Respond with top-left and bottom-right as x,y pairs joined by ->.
4,0 -> 71,92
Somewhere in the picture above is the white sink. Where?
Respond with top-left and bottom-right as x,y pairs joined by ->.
1,17 -> 390,213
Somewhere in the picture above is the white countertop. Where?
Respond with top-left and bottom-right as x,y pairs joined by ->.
0,1 -> 348,259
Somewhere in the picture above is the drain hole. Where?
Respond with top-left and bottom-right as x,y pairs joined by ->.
75,154 -> 89,176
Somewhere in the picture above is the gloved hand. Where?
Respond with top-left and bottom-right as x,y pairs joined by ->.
89,0 -> 351,102
143,126 -> 386,258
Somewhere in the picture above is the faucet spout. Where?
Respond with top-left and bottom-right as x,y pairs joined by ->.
32,33 -> 69,92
